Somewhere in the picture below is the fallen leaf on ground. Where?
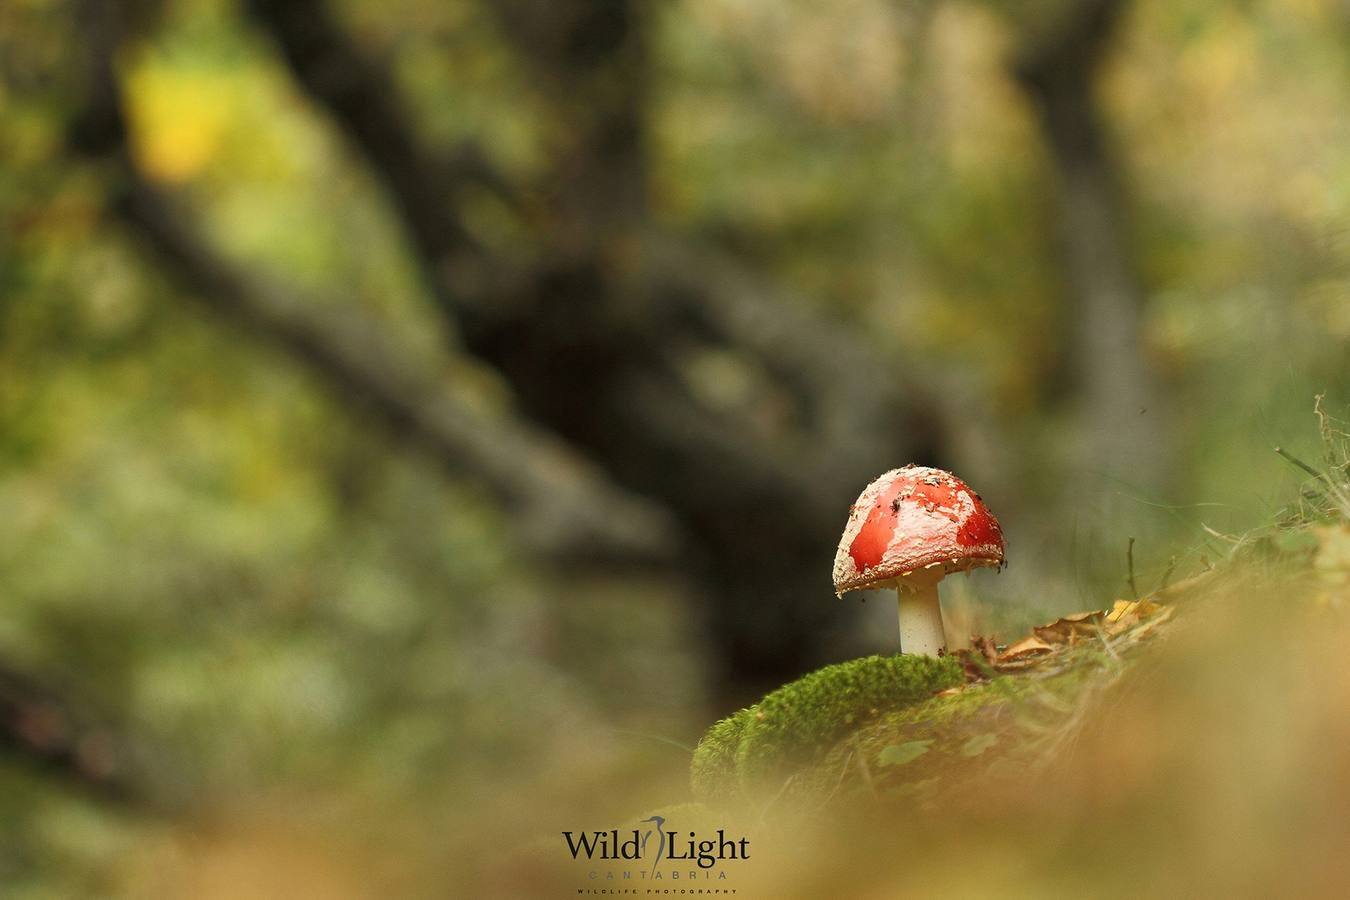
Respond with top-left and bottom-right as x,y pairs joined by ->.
1106,597 -> 1161,624
957,599 -> 1172,679
972,634 -> 998,665
1104,598 -> 1172,637
1000,635 -> 1054,661
1033,610 -> 1105,645
1112,604 -> 1174,642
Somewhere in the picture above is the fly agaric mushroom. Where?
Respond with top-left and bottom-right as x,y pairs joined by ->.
832,465 -> 1004,656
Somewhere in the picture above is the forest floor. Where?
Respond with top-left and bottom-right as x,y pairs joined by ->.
653,498 -> 1350,896
495,429 -> 1350,896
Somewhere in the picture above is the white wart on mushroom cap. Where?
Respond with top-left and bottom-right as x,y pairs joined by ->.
832,465 -> 1005,596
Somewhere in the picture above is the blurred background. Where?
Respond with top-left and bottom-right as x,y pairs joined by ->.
2,0 -> 1349,895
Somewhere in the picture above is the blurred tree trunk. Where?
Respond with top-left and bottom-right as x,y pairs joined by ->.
183,0 -> 952,700
469,0 -> 943,698
1015,0 -> 1173,495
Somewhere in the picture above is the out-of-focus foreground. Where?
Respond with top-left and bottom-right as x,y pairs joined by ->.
499,497 -> 1350,899
2,0 -> 1350,895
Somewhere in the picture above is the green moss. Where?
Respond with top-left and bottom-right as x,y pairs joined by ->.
688,643 -> 1147,809
690,705 -> 756,802
733,654 -> 963,786
800,648 -> 1113,804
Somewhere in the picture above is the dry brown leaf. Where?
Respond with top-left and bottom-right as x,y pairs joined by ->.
1106,597 -> 1161,623
1111,604 -> 1175,642
955,638 -> 999,682
999,635 -> 1054,661
990,656 -> 1052,672
957,599 -> 1173,681
1103,598 -> 1169,636
972,635 -> 998,664
1033,610 -> 1106,645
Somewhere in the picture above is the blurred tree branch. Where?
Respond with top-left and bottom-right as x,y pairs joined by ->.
113,180 -> 679,565
244,0 -> 956,690
65,0 -> 962,694
247,0 -> 926,487
242,0 -> 520,324
69,0 -> 676,567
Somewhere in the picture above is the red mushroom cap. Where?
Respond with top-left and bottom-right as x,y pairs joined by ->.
832,465 -> 1004,595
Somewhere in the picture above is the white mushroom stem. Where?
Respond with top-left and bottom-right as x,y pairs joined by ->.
896,570 -> 946,656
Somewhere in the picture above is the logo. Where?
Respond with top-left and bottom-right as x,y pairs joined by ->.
562,812 -> 749,891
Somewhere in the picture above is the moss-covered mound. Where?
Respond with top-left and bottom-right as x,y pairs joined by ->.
690,705 -> 756,801
800,657 -> 1101,805
691,653 -> 963,801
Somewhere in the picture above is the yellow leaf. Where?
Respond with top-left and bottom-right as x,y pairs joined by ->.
125,61 -> 233,184
1106,598 -> 1161,624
